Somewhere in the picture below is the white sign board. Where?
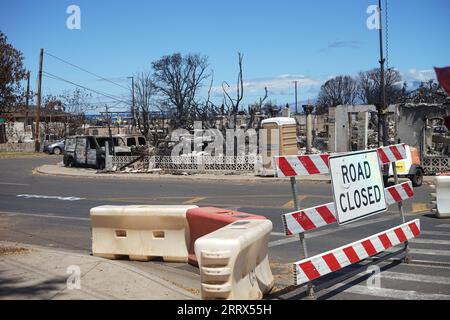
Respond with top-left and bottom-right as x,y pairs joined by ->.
329,149 -> 387,225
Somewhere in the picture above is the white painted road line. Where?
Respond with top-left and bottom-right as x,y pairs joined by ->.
17,194 -> 85,201
410,248 -> 450,257
437,224 -> 450,229
329,284 -> 450,300
0,211 -> 89,221
381,271 -> 450,285
421,230 -> 450,237
271,232 -> 287,237
410,238 -> 450,246
269,237 -> 301,248
0,182 -> 30,186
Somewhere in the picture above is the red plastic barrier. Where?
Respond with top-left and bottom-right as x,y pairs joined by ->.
186,207 -> 267,266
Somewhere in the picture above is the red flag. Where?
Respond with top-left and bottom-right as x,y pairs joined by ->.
435,67 -> 450,95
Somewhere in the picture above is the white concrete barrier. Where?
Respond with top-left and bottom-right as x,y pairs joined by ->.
195,219 -> 274,300
431,176 -> 450,218
90,205 -> 197,262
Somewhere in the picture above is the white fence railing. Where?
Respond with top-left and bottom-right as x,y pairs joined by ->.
109,155 -> 257,173
423,157 -> 450,175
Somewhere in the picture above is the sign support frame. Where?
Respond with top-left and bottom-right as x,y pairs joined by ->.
392,160 -> 411,263
275,144 -> 415,299
289,176 -> 316,299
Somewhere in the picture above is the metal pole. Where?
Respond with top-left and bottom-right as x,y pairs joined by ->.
35,49 -> 44,152
377,106 -> 383,148
294,81 -> 298,115
378,0 -> 388,147
392,163 -> 411,263
392,165 -> 405,223
391,140 -> 411,263
289,176 -> 315,298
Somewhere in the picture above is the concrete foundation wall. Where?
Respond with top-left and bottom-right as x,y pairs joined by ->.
396,104 -> 450,150
333,105 -> 378,153
0,142 -> 35,152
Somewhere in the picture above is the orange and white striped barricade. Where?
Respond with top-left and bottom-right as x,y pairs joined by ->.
195,219 -> 274,300
90,205 -> 197,262
293,219 -> 420,286
274,144 -> 418,298
282,181 -> 414,235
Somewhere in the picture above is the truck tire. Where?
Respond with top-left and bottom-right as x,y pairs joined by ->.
410,169 -> 423,187
66,157 -> 74,168
97,159 -> 105,170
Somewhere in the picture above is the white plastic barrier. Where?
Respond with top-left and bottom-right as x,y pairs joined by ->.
431,176 -> 450,218
91,205 -> 198,262
195,220 -> 274,300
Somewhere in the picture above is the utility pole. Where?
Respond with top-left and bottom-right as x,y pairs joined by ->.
35,49 -> 44,152
25,71 -> 30,132
128,76 -> 136,130
294,81 -> 298,115
105,105 -> 115,156
377,0 -> 388,147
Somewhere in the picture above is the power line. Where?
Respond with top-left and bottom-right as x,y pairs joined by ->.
43,73 -> 128,105
44,51 -> 130,91
43,71 -> 130,104
43,70 -> 128,103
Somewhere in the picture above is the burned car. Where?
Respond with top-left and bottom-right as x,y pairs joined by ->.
63,135 -> 131,170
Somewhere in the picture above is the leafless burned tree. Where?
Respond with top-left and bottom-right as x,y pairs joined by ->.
152,53 -> 210,129
133,71 -> 157,142
193,70 -> 221,129
357,68 -> 403,105
316,75 -> 358,114
222,53 -> 244,130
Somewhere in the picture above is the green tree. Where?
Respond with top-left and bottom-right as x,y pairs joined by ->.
0,31 -> 27,114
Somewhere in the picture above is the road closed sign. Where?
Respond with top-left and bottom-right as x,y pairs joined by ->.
329,149 -> 387,225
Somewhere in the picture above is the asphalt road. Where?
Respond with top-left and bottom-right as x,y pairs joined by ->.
1,155 -> 449,300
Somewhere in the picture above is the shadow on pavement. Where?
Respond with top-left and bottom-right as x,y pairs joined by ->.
0,270 -> 66,299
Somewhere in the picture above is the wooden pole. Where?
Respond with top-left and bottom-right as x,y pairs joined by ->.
25,71 -> 30,132
35,49 -> 44,152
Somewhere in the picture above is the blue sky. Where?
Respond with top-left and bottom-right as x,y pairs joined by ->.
1,0 -> 449,112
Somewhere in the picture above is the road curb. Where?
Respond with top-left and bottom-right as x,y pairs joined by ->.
34,164 -> 437,185
34,164 -> 333,184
